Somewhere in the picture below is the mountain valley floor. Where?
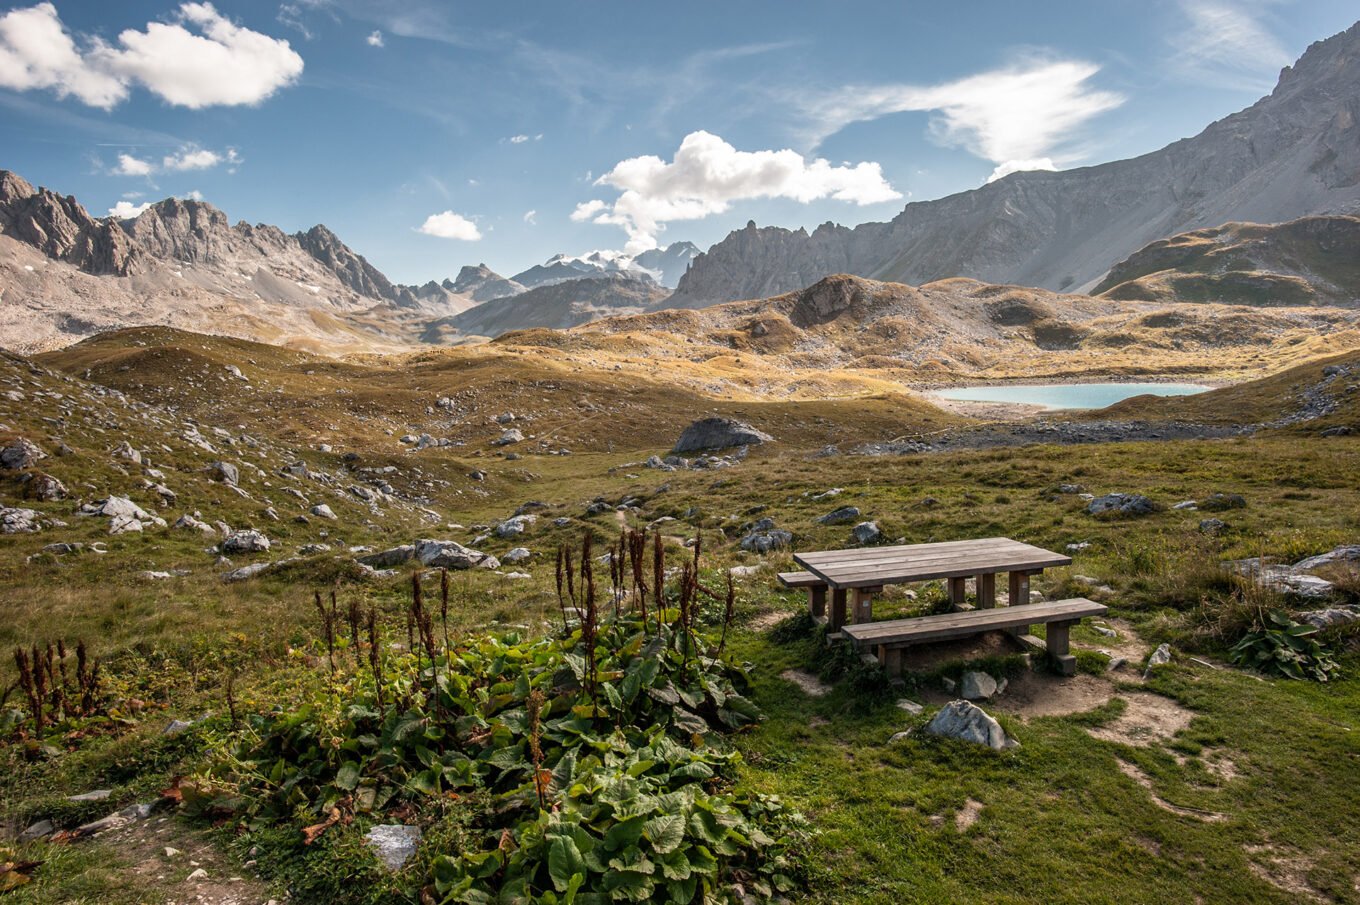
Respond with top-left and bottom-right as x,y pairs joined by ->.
1,332 -> 1359,904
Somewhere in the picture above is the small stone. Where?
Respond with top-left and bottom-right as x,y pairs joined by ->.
851,521 -> 882,545
310,504 -> 337,520
895,699 -> 924,715
1199,518 -> 1228,535
960,671 -> 998,701
19,819 -> 54,842
494,428 -> 525,446
165,847 -> 181,857
941,676 -> 957,693
888,730 -> 914,743
364,824 -> 422,871
187,868 -> 208,881
816,506 -> 861,525
503,547 -> 532,564
68,789 -> 112,802
1144,643 -> 1172,678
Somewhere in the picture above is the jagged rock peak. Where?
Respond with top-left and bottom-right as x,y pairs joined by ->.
0,170 -> 139,277
121,198 -> 233,264
294,224 -> 397,301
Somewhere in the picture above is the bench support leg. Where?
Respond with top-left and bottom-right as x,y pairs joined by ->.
976,573 -> 996,609
1047,619 -> 1076,676
878,644 -> 903,677
948,577 -> 967,609
852,587 -> 876,625
807,585 -> 827,619
829,589 -> 847,632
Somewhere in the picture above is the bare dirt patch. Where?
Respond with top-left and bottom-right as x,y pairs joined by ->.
955,799 -> 985,831
1088,692 -> 1195,747
1088,616 -> 1153,669
780,668 -> 832,697
1116,760 -> 1227,823
1244,844 -> 1326,902
93,814 -> 273,905
748,609 -> 792,632
899,630 -> 1025,672
1199,747 -> 1240,783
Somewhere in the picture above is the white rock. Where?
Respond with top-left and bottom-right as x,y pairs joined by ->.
960,671 -> 999,701
364,824 -> 422,871
1144,643 -> 1172,678
924,700 -> 1018,751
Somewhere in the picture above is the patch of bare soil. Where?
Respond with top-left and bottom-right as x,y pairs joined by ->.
93,814 -> 273,904
780,669 -> 832,697
955,799 -> 985,831
925,396 -> 1048,421
1116,760 -> 1228,823
1199,747 -> 1240,783
748,609 -> 791,632
1088,692 -> 1195,747
1244,844 -> 1326,902
899,630 -> 1025,672
989,672 -> 1119,718
1089,616 -> 1153,670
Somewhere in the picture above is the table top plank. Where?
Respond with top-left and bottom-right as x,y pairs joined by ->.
841,598 -> 1105,645
794,537 -> 1070,589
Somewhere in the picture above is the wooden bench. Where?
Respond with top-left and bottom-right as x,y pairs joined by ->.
840,597 -> 1106,676
778,570 -> 829,621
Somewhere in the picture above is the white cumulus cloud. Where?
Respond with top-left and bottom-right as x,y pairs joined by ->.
0,2 -> 302,110
796,56 -> 1123,183
113,153 -> 154,176
574,130 -> 901,253
366,29 -> 384,47
0,3 -> 128,107
417,211 -> 482,241
523,209 -> 537,225
108,200 -> 152,218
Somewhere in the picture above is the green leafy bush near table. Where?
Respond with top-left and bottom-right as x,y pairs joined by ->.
1230,611 -> 1341,682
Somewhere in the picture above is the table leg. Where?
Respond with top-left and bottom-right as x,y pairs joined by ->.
976,573 -> 996,609
808,585 -> 827,619
948,576 -> 967,609
1008,570 -> 1031,607
879,645 -> 903,677
852,587 -> 875,624
829,588 -> 848,632
1047,619 -> 1076,676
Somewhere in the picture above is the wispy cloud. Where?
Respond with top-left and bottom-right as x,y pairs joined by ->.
522,209 -> 537,225
794,54 -> 1123,182
365,29 -> 383,47
572,130 -> 901,254
1167,0 -> 1291,91
108,144 -> 239,176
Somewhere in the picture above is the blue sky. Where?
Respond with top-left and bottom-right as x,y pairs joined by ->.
1,0 -> 1356,284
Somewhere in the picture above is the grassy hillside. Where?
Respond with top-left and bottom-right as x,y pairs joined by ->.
1094,216 -> 1360,307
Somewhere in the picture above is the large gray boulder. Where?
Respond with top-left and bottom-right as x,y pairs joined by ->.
0,506 -> 40,534
1088,493 -> 1156,517
359,544 -> 415,568
222,529 -> 271,554
924,700 -> 1018,750
673,418 -> 772,453
414,538 -> 499,570
816,506 -> 860,525
2,438 -> 48,470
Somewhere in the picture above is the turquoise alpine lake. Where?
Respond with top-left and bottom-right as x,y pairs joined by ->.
932,382 -> 1211,410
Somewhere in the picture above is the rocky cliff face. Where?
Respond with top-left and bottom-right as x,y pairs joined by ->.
668,20 -> 1360,308
448,264 -> 525,302
294,224 -> 398,301
0,171 -> 139,276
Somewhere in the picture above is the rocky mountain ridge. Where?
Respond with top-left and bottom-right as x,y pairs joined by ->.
666,20 -> 1360,308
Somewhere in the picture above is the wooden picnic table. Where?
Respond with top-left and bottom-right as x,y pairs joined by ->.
782,537 -> 1087,675
791,537 -> 1072,629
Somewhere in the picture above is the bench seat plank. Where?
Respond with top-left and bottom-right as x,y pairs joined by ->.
840,598 -> 1105,647
777,571 -> 825,588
